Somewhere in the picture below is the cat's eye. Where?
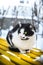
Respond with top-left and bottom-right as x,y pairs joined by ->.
25,32 -> 27,34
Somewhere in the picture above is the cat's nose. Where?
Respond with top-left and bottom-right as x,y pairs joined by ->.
23,37 -> 25,38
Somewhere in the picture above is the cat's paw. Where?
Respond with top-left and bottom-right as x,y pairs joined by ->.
20,51 -> 26,54
19,49 -> 26,54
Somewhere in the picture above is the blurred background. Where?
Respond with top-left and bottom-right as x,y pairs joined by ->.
0,0 -> 43,51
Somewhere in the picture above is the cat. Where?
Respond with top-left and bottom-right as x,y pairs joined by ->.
6,22 -> 36,53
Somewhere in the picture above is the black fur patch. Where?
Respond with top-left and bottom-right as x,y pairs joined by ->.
9,47 -> 20,52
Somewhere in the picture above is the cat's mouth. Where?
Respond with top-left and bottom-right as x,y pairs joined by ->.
21,38 -> 29,40
19,34 -> 29,40
20,37 -> 29,40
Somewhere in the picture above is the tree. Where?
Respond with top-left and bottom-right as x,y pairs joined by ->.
0,6 -> 10,29
0,6 -> 10,36
31,7 -> 34,25
11,6 -> 18,26
31,2 -> 38,26
34,2 -> 37,16
12,6 -> 16,15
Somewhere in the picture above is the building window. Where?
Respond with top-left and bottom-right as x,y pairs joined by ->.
20,0 -> 24,3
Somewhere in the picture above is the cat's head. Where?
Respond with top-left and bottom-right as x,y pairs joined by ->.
18,23 -> 36,40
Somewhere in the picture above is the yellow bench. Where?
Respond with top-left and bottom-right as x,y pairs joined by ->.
0,38 -> 43,65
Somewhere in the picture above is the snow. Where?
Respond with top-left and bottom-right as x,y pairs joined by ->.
0,0 -> 40,19
33,22 -> 43,51
0,29 -> 9,39
33,16 -> 38,21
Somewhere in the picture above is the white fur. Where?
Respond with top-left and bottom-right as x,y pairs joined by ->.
19,28 -> 25,38
30,25 -> 32,28
12,30 -> 36,51
18,22 -> 21,27
20,28 -> 24,34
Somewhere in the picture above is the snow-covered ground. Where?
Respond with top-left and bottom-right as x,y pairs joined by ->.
0,22 -> 43,51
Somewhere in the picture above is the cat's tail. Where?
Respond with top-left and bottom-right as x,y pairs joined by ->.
6,31 -> 14,47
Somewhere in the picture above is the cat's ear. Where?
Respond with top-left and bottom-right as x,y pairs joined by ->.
18,22 -> 21,27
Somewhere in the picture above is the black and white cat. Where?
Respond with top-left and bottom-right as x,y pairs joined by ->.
6,22 -> 36,53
